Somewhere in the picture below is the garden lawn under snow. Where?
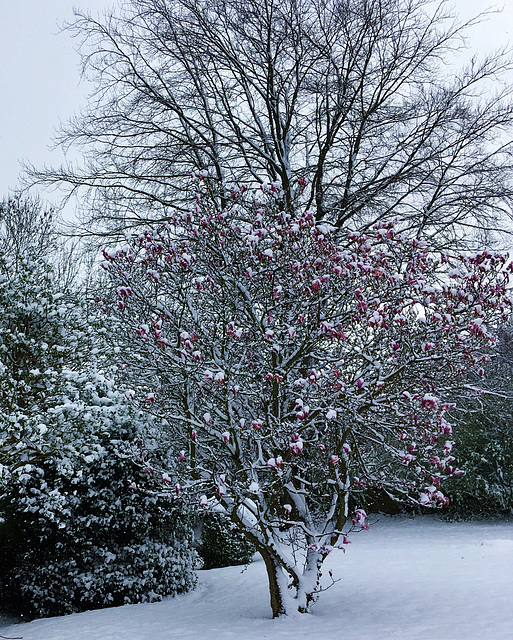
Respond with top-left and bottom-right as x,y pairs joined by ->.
1,515 -> 512,640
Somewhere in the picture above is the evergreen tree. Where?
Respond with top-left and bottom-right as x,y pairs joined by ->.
0,254 -> 198,619
0,254 -> 89,468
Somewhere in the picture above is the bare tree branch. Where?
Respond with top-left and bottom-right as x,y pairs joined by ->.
27,0 -> 513,248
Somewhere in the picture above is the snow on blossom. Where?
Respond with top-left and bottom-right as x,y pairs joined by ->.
352,509 -> 368,528
421,394 -> 439,410
287,325 -> 296,339
249,481 -> 260,493
214,371 -> 226,383
316,223 -> 337,235
289,434 -> 304,455
267,456 -> 284,469
443,440 -> 454,454
147,269 -> 160,282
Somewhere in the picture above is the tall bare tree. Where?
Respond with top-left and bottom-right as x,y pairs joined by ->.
31,0 -> 513,247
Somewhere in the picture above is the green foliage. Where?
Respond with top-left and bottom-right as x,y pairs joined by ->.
447,399 -> 513,517
199,512 -> 255,570
0,436 -> 198,619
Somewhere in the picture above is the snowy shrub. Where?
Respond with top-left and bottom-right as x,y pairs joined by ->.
199,512 -> 255,569
0,253 -> 198,619
0,254 -> 91,467
444,326 -> 513,518
0,434 -> 198,619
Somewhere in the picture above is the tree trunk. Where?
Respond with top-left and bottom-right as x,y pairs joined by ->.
259,548 -> 290,618
296,550 -> 323,614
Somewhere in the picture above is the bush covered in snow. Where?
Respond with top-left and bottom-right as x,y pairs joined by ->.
199,511 -> 255,569
444,326 -> 513,518
0,432 -> 198,619
0,253 -> 94,467
0,363 -> 199,619
0,254 -> 198,619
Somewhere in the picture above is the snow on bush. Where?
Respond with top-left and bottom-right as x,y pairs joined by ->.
0,255 -> 198,619
0,255 -> 89,467
447,395 -> 513,517
0,433 -> 198,618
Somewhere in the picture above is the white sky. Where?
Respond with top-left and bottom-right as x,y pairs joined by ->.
0,1 -> 512,206
0,0 -> 114,201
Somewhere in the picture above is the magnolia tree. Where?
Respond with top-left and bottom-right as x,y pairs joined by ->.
100,180 -> 511,616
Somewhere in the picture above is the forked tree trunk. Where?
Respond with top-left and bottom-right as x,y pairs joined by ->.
258,546 -> 323,617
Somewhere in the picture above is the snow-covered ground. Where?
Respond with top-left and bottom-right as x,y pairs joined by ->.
1,515 -> 512,640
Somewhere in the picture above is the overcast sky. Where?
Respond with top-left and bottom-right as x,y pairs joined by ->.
0,1 -> 512,206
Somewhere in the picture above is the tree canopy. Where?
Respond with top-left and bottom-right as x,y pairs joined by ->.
100,182 -> 511,615
31,0 -> 513,248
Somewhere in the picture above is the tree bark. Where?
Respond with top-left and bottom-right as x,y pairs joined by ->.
259,547 -> 290,618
